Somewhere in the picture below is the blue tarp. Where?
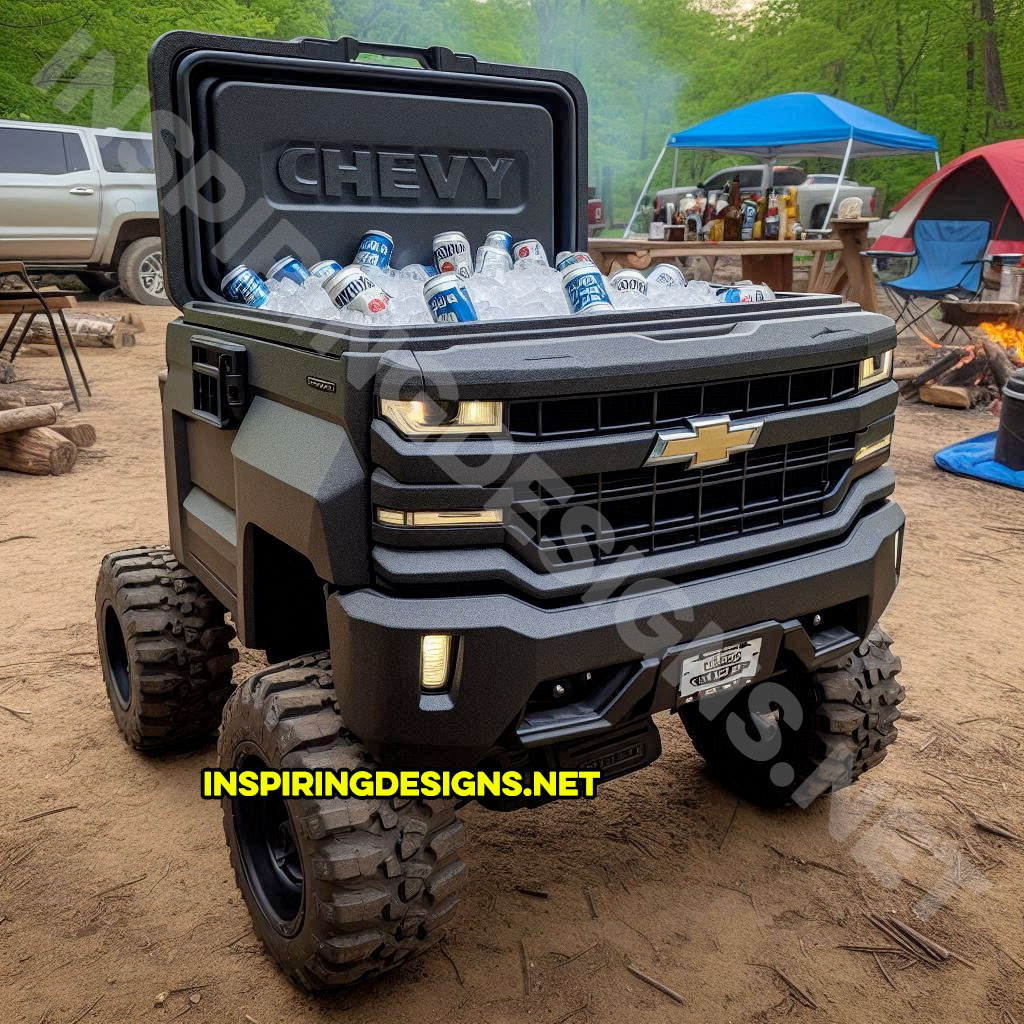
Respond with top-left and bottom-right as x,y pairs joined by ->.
667,93 -> 939,160
934,432 -> 1024,491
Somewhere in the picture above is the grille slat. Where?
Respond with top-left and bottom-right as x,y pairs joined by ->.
508,363 -> 859,441
511,435 -> 856,569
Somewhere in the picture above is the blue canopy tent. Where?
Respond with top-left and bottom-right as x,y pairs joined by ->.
625,92 -> 940,236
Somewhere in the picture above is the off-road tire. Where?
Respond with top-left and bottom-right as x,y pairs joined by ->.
679,627 -> 903,807
219,654 -> 467,991
118,236 -> 170,305
96,546 -> 237,750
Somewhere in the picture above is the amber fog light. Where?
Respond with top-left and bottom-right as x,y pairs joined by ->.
420,634 -> 456,691
855,433 -> 892,462
376,508 -> 503,527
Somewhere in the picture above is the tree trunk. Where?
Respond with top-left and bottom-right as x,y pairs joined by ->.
0,403 -> 62,434
0,426 -> 77,475
979,0 -> 1008,111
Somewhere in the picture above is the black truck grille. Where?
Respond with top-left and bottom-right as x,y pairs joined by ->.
510,434 -> 856,568
507,363 -> 859,441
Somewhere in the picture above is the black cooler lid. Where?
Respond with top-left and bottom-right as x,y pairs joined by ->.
148,32 -> 588,309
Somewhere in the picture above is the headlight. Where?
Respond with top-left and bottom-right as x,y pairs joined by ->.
380,398 -> 504,436
855,433 -> 892,462
858,349 -> 894,389
376,508 -> 503,527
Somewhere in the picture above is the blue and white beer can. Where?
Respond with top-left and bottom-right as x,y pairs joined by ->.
484,230 -> 512,253
309,259 -> 343,281
221,265 -> 269,308
555,251 -> 596,272
609,269 -> 649,295
433,231 -> 473,279
513,238 -> 547,265
354,229 -> 394,270
561,264 -> 613,316
719,284 -> 775,303
267,255 -> 310,285
324,266 -> 392,315
647,263 -> 686,288
423,272 -> 479,323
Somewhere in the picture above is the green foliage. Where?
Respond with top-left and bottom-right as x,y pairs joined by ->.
0,0 -> 1018,215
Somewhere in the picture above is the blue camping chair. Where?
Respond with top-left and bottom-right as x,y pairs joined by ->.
868,219 -> 990,346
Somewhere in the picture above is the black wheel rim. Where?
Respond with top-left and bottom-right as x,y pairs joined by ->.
103,603 -> 131,710
232,750 -> 304,935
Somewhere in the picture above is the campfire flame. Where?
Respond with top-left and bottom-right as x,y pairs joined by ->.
980,321 -> 1024,363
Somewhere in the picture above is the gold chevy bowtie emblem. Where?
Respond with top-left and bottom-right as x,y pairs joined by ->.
645,415 -> 764,469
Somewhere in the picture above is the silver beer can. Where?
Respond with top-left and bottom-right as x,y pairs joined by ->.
647,263 -> 686,288
475,244 -> 513,276
609,269 -> 649,296
324,266 -> 392,315
432,231 -> 473,279
512,238 -> 548,265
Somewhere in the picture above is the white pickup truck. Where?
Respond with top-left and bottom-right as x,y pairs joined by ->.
654,164 -> 876,230
0,119 -> 166,305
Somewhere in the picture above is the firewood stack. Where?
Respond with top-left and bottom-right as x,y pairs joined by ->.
898,325 -> 1024,410
0,364 -> 97,476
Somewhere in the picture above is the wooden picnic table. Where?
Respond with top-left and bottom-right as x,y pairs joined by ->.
589,218 -> 880,311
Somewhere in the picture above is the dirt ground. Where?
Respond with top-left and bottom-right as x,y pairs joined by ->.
1,298 -> 1022,1024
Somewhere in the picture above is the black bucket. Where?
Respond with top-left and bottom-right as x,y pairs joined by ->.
995,367 -> 1024,470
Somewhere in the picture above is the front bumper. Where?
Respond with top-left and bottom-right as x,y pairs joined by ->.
329,500 -> 904,768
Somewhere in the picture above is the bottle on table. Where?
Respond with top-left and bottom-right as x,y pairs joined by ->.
722,176 -> 743,242
763,190 -> 781,241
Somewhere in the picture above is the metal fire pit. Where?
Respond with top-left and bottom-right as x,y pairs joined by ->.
939,298 -> 1023,328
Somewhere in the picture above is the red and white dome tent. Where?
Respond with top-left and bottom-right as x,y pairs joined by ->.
875,139 -> 1024,258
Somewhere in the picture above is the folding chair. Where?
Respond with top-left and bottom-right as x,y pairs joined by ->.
0,261 -> 91,410
866,219 -> 990,348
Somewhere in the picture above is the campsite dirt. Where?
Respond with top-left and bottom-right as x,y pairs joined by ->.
1,300 -> 1022,1024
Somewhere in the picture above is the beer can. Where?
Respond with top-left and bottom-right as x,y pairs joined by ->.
423,272 -> 479,323
647,263 -> 686,288
513,238 -> 547,265
555,251 -> 596,272
485,230 -> 512,253
354,229 -> 394,270
718,284 -> 776,304
221,265 -> 269,308
309,259 -> 343,281
267,255 -> 309,285
561,264 -> 613,316
432,231 -> 473,279
398,264 -> 433,282
609,269 -> 649,296
324,266 -> 392,315
475,244 -> 513,276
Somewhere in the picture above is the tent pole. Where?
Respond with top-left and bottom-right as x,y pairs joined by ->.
624,138 -> 669,239
821,135 -> 853,228
672,149 -> 679,188
934,150 -> 941,170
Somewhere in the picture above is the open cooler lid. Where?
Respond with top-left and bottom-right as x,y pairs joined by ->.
148,31 -> 588,309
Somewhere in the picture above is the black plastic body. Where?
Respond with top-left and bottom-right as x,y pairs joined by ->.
996,368 -> 1024,470
151,31 -> 903,782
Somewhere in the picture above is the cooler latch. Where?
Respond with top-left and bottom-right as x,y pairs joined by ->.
190,337 -> 248,428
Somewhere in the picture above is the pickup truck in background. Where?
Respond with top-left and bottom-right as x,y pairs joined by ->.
0,119 -> 167,305
654,164 -> 876,231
